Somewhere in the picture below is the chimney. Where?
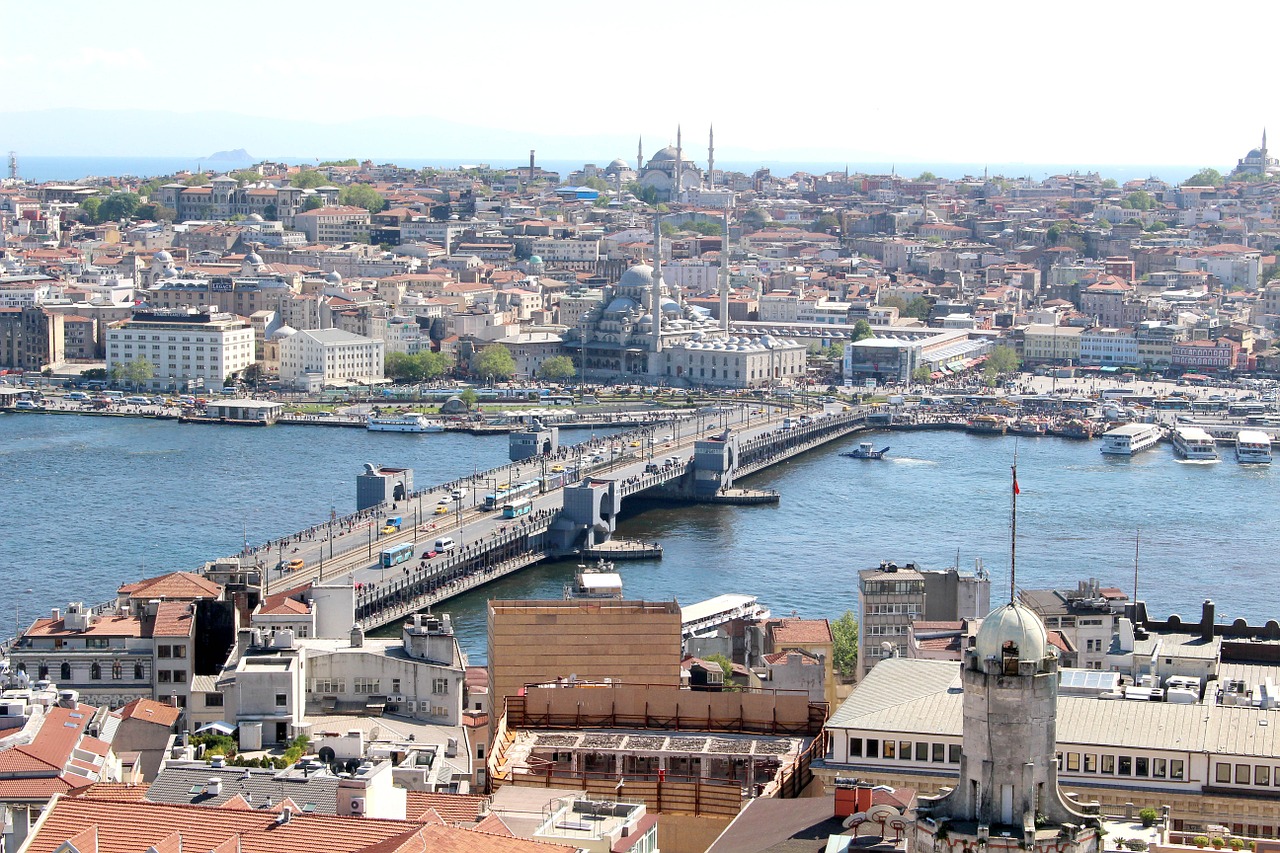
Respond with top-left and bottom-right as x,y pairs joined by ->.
1202,599 -> 1216,641
51,608 -> 60,622
277,806 -> 292,824
206,777 -> 223,796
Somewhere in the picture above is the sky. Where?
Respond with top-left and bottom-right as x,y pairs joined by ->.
1,0 -> 1273,168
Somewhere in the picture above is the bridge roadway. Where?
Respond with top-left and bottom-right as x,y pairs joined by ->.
260,403 -> 867,630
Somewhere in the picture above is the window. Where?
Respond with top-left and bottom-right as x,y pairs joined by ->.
354,677 -> 379,695
1153,758 -> 1166,777
932,743 -> 945,763
157,670 -> 172,683
135,663 -> 144,680
173,646 -> 187,658
87,638 -> 109,649
1257,766 -> 1270,786
112,661 -> 122,680
206,693 -> 224,707
1084,754 -> 1097,773
392,679 -> 401,694
948,744 -> 961,764
158,645 -> 171,659
1237,764 -> 1251,785
866,739 -> 879,758
899,741 -> 912,761
882,740 -> 895,759
1217,763 -> 1232,784
90,663 -> 101,680
915,742 -> 928,762
173,670 -> 186,683
1101,755 -> 1115,774
1067,753 -> 1080,772
60,662 -> 71,681
1171,760 -> 1184,780
432,678 -> 449,695
1136,757 -> 1149,777
849,738 -> 863,758
275,693 -> 287,707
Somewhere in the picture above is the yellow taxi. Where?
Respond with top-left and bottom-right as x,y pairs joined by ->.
380,524 -> 398,534
550,464 -> 565,473
433,505 -> 449,515
285,559 -> 305,572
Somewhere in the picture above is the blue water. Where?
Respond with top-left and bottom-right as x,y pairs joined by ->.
1,415 -> 1272,661
15,155 -> 1206,186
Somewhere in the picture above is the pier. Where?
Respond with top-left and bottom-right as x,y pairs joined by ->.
249,405 -> 869,630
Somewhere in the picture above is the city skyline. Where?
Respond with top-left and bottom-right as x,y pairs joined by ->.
2,0 -> 1273,167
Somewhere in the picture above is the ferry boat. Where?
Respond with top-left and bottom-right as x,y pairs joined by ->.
1099,423 -> 1162,456
563,559 -> 623,599
1171,425 -> 1219,461
966,414 -> 1007,435
366,413 -> 444,433
681,594 -> 771,640
841,441 -> 890,459
1235,429 -> 1273,464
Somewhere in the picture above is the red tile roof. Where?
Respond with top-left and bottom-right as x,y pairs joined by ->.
152,601 -> 195,637
118,571 -> 222,601
404,791 -> 485,824
25,613 -> 144,639
769,618 -> 833,646
117,698 -> 181,728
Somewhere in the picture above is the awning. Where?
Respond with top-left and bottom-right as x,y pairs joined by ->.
1101,366 -> 1119,373
930,372 -> 944,380
195,721 -> 237,735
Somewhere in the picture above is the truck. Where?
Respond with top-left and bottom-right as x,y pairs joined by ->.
381,516 -> 403,534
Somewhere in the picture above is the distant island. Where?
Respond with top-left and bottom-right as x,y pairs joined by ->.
206,148 -> 253,161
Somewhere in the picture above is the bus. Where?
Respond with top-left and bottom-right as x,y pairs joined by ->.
380,543 -> 414,568
502,499 -> 532,518
484,480 -> 540,510
1229,402 -> 1269,418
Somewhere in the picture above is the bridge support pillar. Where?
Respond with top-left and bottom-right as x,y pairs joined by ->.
692,429 -> 741,499
548,478 -> 620,555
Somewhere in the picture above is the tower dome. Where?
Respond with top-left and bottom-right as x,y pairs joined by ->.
325,270 -> 342,284
974,600 -> 1050,663
244,252 -> 264,266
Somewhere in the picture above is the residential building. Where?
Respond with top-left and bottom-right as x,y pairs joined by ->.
291,205 -> 372,244
105,307 -> 255,391
1019,579 -> 1128,670
1079,327 -> 1138,367
0,306 -> 65,371
277,327 -> 384,391
765,618 -> 836,708
1021,323 -> 1083,365
1172,337 -> 1239,371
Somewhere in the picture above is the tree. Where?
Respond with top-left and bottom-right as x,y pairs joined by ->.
1101,178 -> 1119,189
135,203 -> 176,222
302,196 -> 325,212
810,213 -> 840,233
831,610 -> 858,679
1145,220 -> 1169,233
916,171 -> 938,182
262,204 -> 278,221
740,208 -> 769,231
985,344 -> 1020,375
623,181 -> 658,205
822,343 -> 846,360
1184,167 -> 1224,187
684,220 -> 723,236
1125,191 -> 1156,210
420,351 -> 451,380
81,368 -> 108,381
79,196 -> 102,223
384,351 -> 423,382
230,170 -> 260,186
474,344 -> 516,382
114,356 -> 154,390
290,170 -> 329,189
912,365 -> 933,384
852,319 -> 874,342
704,653 -> 735,686
538,355 -> 576,382
318,159 -> 359,167
904,296 -> 932,321
338,183 -> 386,213
459,388 -> 478,410
580,175 -> 610,192
182,175 -> 207,186
660,221 -> 677,237
97,192 -> 141,222
1046,224 -> 1062,245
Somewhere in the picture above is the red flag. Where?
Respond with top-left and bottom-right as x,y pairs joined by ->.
1012,468 -> 1020,495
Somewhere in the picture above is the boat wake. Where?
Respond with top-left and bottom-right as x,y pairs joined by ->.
1175,459 -> 1220,465
891,457 -> 937,466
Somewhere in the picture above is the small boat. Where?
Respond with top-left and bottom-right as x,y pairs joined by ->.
366,413 -> 444,433
1061,418 -> 1098,440
564,559 -> 623,599
841,441 -> 890,459
966,414 -> 1007,435
1015,417 -> 1048,436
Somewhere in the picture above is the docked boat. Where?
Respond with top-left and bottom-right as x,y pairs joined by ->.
1235,429 -> 1273,464
1015,417 -> 1048,436
1100,423 -> 1163,456
1060,418 -> 1098,440
564,559 -> 623,599
966,414 -> 1007,435
681,594 -> 771,640
1171,425 -> 1219,461
841,441 -> 890,459
366,413 -> 444,433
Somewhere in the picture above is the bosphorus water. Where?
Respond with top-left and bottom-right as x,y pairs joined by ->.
3,414 -> 1275,661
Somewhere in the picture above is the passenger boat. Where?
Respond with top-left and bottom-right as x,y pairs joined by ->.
966,414 -> 1007,435
1015,417 -> 1048,436
564,559 -> 623,599
841,441 -> 890,459
1060,418 -> 1098,440
366,413 -> 444,433
1235,429 -> 1273,464
1171,426 -> 1219,461
681,594 -> 771,640
1099,423 -> 1162,456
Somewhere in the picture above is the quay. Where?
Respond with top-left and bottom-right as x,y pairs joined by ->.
241,405 -> 869,631
580,539 -> 664,560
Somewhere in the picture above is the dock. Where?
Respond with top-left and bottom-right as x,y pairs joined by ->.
580,539 -> 664,560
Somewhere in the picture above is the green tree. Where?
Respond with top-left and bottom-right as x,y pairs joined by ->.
740,208 -> 769,231
916,171 -> 938,182
81,368 -> 108,381
985,344 -> 1020,374
262,204 -> 278,221
704,653 -> 737,689
831,610 -> 858,679
1145,220 -> 1169,232
384,351 -> 423,382
580,175 -> 611,192
1184,167 -> 1224,187
538,355 -> 576,382
912,365 -> 933,384
623,181 -> 659,205
182,175 -> 207,186
290,170 -> 329,189
117,356 -> 154,389
685,220 -> 723,236
474,344 -> 516,382
1101,178 -> 1119,189
80,196 -> 102,223
420,351 -> 452,380
1125,191 -> 1156,210
459,388 -> 478,410
302,196 -> 325,212
1046,224 -> 1062,244
904,296 -> 932,321
97,192 -> 141,222
135,203 -> 176,222
338,183 -> 386,213
318,159 -> 359,167
822,343 -> 846,360
810,213 -> 840,233
138,178 -> 163,197
852,319 -> 874,342
660,221 -> 677,237
230,170 -> 261,185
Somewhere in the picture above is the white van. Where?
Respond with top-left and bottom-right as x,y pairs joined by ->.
434,537 -> 456,552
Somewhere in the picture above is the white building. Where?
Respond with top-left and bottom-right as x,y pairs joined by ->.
106,308 -> 255,391
278,327 -> 384,391
290,205 -> 372,244
1078,327 -> 1139,367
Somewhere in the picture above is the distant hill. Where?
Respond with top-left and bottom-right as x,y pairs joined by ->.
207,148 -> 253,161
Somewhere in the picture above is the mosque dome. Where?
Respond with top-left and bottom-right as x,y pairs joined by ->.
1247,148 -> 1263,159
617,264 -> 655,291
271,325 -> 299,339
247,213 -> 264,222
606,158 -> 630,172
153,250 -> 173,263
606,296 -> 639,314
660,298 -> 681,315
529,255 -> 543,265
245,252 -> 264,266
325,271 -> 342,284
974,601 -> 1050,664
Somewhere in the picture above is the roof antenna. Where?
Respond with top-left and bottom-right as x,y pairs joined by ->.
1010,441 -> 1020,604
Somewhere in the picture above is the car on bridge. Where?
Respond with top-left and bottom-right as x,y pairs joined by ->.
434,505 -> 449,515
550,464 -> 565,472
380,524 -> 399,534
284,558 -> 305,572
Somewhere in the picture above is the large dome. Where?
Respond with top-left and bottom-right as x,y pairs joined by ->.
607,158 -> 630,171
974,601 -> 1050,664
650,146 -> 679,163
617,264 -> 655,290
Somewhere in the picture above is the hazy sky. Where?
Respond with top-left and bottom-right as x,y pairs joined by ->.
2,0 -> 1272,167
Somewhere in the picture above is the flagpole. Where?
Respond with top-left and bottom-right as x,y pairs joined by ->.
1010,442 -> 1019,605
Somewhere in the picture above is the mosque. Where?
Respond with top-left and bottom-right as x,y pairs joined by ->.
568,219 -> 806,388
634,126 -> 714,202
1234,130 -> 1280,177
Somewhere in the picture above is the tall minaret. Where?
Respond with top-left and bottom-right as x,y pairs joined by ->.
651,216 -> 664,353
674,125 -> 683,198
1263,128 -> 1269,172
719,208 -> 730,333
637,136 -> 643,173
708,125 -> 715,189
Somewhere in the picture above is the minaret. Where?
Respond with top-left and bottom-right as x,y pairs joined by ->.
674,125 -> 683,199
708,125 -> 715,189
651,217 -> 664,353
1263,128 -> 1269,172
637,136 -> 643,174
719,208 -> 730,333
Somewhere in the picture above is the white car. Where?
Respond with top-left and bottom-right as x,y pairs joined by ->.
437,496 -> 454,505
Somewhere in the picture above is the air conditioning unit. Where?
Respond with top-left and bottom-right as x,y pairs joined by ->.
350,797 -> 366,815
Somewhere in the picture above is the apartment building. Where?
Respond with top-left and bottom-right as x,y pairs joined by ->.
105,308 -> 255,390
278,327 -> 385,390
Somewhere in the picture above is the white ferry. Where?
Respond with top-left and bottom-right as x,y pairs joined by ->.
681,594 -> 771,640
366,413 -> 444,433
1099,423 -> 1162,456
1171,426 -> 1219,461
1235,429 -> 1273,464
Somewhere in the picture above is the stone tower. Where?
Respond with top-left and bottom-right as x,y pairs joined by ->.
911,600 -> 1100,853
